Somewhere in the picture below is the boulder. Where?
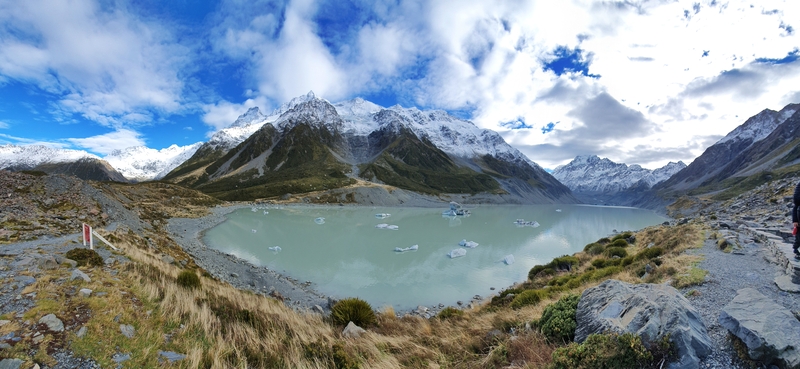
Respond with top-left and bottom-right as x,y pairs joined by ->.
120,324 -> 135,338
0,359 -> 24,369
575,279 -> 711,369
718,288 -> 800,368
39,313 -> 64,332
70,269 -> 91,282
342,321 -> 366,339
37,255 -> 58,270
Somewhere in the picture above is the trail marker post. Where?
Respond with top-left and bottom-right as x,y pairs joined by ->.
82,223 -> 93,249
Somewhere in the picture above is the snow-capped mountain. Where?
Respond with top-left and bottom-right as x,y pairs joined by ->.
0,144 -> 99,170
552,155 -> 686,193
104,143 -> 203,181
165,92 -> 574,203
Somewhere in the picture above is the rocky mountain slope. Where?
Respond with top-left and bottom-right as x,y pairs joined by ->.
164,92 -> 575,203
657,103 -> 800,196
0,145 -> 128,182
552,155 -> 685,205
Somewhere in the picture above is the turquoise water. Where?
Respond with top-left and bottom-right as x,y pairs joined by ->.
203,205 -> 667,310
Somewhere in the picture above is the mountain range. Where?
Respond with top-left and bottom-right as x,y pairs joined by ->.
162,91 -> 574,203
552,156 -> 686,205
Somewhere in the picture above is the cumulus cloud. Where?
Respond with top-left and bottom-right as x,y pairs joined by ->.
0,0 -> 188,126
67,129 -> 145,155
201,96 -> 269,132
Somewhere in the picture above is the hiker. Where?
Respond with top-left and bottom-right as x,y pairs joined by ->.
793,180 -> 800,260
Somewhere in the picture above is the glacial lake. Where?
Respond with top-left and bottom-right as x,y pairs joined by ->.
203,205 -> 667,310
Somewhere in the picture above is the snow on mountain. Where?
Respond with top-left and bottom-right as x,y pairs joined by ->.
104,143 -> 203,181
552,155 -> 686,193
717,105 -> 798,146
0,144 -> 98,170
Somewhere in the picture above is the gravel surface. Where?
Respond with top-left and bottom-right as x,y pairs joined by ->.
682,231 -> 800,369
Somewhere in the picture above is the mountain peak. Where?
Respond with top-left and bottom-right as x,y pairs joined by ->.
230,107 -> 266,128
553,155 -> 684,194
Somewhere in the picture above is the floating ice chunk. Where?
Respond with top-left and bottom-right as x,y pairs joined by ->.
555,209 -> 562,212
251,229 -> 257,233
375,223 -> 389,229
251,207 -> 257,212
503,254 -> 515,265
386,225 -> 399,230
394,244 -> 419,252
459,240 -> 478,248
263,211 -> 269,215
448,248 -> 466,258
314,217 -> 325,225
375,213 -> 391,219
458,239 -> 467,246
514,219 -> 539,227
268,246 -> 282,252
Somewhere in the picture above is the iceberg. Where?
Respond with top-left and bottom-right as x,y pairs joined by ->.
502,254 -> 515,265
375,223 -> 389,229
375,213 -> 391,219
314,217 -> 325,225
458,239 -> 478,248
514,219 -> 540,227
268,246 -> 282,252
386,225 -> 399,230
251,229 -> 257,233
263,211 -> 269,215
448,248 -> 467,258
394,245 -> 419,252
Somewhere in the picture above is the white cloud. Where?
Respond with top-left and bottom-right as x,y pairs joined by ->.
0,121 -> 8,129
67,129 -> 145,155
201,96 -> 269,132
0,0 -> 187,126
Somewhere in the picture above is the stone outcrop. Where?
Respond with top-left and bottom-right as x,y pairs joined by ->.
575,279 -> 712,369
342,321 -> 366,339
719,288 -> 800,368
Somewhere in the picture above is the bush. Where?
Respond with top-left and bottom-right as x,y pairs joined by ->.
528,265 -> 550,280
621,256 -> 635,266
510,289 -> 546,309
609,238 -> 629,248
585,243 -> 605,256
604,247 -> 628,258
177,270 -> 201,290
611,232 -> 633,242
538,294 -> 580,342
437,307 -> 464,320
552,255 -> 580,271
331,298 -> 377,327
550,332 -> 653,369
637,247 -> 664,260
65,248 -> 104,267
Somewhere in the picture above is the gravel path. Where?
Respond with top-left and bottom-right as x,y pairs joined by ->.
683,231 -> 800,369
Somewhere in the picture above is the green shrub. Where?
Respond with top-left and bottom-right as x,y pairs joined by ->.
611,232 -> 633,242
604,247 -> 628,258
621,256 -> 635,266
510,289 -> 546,309
585,243 -> 605,255
177,270 -> 201,290
437,307 -> 464,320
592,266 -> 622,280
610,238 -> 629,248
597,237 -> 611,245
550,332 -> 653,369
331,298 -> 377,327
529,264 -> 550,280
552,255 -> 580,271
65,248 -> 104,267
637,247 -> 664,260
538,294 -> 580,342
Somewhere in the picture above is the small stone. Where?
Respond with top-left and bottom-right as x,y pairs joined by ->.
0,320 -> 9,327
70,269 -> 91,282
104,257 -> 115,265
112,353 -> 131,363
313,305 -> 325,314
230,272 -> 239,278
161,255 -> 175,265
0,359 -> 24,369
39,313 -> 64,332
32,332 -> 44,344
37,255 -> 58,270
78,288 -> 92,297
61,259 -> 78,268
120,324 -> 135,338
158,350 -> 186,363
342,321 -> 366,339
76,326 -> 87,338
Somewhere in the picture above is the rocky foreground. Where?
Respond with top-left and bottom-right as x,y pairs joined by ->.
0,171 -> 799,368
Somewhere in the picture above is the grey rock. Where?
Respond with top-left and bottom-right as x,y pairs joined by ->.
104,257 -> 115,265
158,350 -> 186,363
112,353 -> 131,363
0,359 -> 24,369
120,324 -> 135,338
313,305 -> 325,314
160,255 -> 175,265
575,279 -> 711,369
37,255 -> 58,270
39,313 -> 64,332
70,269 -> 90,282
78,288 -> 93,297
61,258 -> 78,268
76,326 -> 87,338
13,274 -> 35,285
342,321 -> 366,339
718,288 -> 800,368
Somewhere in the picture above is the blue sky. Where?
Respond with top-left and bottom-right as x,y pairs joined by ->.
0,0 -> 798,169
